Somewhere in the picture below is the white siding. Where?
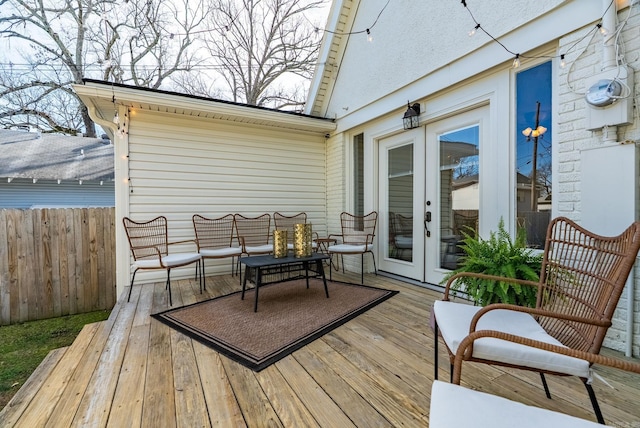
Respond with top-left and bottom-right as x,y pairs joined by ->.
123,110 -> 327,284
0,179 -> 115,208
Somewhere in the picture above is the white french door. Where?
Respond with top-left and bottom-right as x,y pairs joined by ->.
424,106 -> 489,286
377,129 -> 425,280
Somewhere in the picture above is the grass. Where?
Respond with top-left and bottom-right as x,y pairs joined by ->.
0,310 -> 111,410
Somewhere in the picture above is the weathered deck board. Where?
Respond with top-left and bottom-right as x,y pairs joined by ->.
2,272 -> 640,427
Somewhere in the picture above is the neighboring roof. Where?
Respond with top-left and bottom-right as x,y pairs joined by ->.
0,129 -> 114,182
74,79 -> 336,136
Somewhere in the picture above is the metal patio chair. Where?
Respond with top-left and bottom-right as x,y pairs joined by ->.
328,211 -> 378,284
192,214 -> 242,287
273,211 -> 319,250
123,216 -> 201,306
433,216 -> 640,424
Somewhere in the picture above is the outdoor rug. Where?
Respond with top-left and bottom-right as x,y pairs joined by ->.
151,278 -> 398,371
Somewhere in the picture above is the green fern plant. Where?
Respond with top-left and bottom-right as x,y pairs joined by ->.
441,218 -> 542,307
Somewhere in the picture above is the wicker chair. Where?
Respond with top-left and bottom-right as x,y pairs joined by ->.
273,212 -> 319,250
433,216 -> 640,424
328,211 -> 378,284
192,214 -> 242,286
122,216 -> 201,306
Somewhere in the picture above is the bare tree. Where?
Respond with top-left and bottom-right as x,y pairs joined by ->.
202,0 -> 325,110
0,0 -> 207,136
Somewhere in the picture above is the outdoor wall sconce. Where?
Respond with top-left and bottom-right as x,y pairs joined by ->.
403,102 -> 421,130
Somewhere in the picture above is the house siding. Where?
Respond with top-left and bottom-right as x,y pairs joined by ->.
558,5 -> 640,356
0,179 -> 115,208
123,110 -> 328,284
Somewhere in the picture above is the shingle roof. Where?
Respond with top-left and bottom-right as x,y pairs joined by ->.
0,129 -> 114,182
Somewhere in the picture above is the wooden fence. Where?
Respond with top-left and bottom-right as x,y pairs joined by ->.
0,208 -> 116,325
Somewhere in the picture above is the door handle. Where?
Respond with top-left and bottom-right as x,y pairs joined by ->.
424,211 -> 431,237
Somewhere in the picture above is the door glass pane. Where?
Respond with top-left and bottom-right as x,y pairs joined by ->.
439,126 -> 479,270
388,144 -> 413,262
516,62 -> 552,248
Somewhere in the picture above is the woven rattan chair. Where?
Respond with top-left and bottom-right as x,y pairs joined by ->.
430,333 -> 640,427
192,214 -> 242,286
273,212 -> 319,250
122,216 -> 201,306
328,211 -> 378,284
433,216 -> 640,424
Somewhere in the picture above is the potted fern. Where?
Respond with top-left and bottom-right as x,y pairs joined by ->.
441,218 -> 542,307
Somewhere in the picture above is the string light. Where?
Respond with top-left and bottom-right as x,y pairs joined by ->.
320,0 -> 390,40
366,29 -> 373,42
460,0 -> 616,69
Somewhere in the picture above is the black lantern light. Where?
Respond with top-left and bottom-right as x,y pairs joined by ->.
403,102 -> 421,130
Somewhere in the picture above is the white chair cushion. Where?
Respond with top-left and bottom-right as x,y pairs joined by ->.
433,300 -> 591,378
287,243 -> 319,250
429,380 -> 606,428
134,252 -> 201,269
394,236 -> 413,249
200,247 -> 242,257
244,244 -> 273,254
328,243 -> 373,253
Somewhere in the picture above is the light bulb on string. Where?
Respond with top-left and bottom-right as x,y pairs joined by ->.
560,54 -> 566,68
512,54 -> 520,68
597,23 -> 609,36
468,24 -> 480,37
366,28 -> 373,42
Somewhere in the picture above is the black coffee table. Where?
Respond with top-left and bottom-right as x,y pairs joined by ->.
239,253 -> 330,312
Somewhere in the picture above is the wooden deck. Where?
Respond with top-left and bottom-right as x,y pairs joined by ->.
2,271 -> 640,427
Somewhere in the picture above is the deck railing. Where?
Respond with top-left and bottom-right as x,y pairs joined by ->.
0,208 -> 116,325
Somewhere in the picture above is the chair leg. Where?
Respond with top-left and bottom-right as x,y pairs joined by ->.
200,259 -> 205,293
583,379 -> 605,424
539,373 -> 551,399
370,251 -> 377,275
361,253 -> 364,284
166,268 -> 172,306
127,268 -> 138,302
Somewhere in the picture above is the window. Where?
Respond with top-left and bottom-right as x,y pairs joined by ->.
354,133 -> 364,216
516,61 -> 552,248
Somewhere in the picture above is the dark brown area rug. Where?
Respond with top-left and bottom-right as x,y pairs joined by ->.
152,278 -> 397,371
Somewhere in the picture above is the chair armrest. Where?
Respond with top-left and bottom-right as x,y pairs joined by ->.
469,303 -> 612,335
442,271 -> 540,301
452,329 -> 640,385
168,239 -> 197,247
327,233 -> 343,243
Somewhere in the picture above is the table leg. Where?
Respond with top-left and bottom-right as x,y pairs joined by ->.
317,260 -> 329,298
254,267 -> 262,312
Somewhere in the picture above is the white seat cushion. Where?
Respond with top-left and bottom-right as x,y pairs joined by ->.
134,252 -> 201,269
200,247 -> 242,257
328,243 -> 373,253
394,236 -> 413,249
244,244 -> 273,254
429,381 -> 606,427
287,242 -> 319,250
433,300 -> 591,378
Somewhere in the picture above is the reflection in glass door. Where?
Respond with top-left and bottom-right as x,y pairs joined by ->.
388,144 -> 414,262
439,126 -> 479,270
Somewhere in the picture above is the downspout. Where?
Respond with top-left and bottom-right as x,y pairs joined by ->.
601,0 -> 636,357
601,0 -> 618,144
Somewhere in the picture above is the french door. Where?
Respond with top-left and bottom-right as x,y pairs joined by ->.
378,129 -> 425,280
424,106 -> 488,285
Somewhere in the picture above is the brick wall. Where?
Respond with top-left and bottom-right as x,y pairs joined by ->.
558,5 -> 640,355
